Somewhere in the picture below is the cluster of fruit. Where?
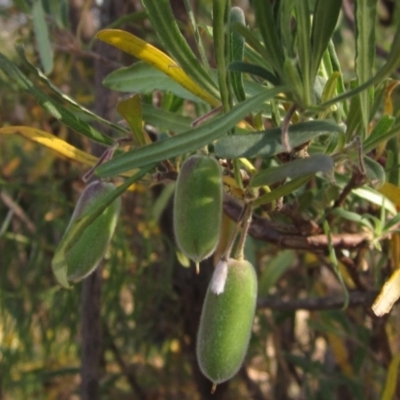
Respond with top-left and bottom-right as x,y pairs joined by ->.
173,154 -> 257,390
52,154 -> 257,389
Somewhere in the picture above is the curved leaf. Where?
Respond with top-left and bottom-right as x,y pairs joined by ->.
253,175 -> 311,207
0,126 -> 135,178
215,120 -> 344,159
363,156 -> 386,189
103,61 -> 202,102
228,61 -> 281,86
15,45 -> 128,135
95,86 -> 286,177
141,0 -> 217,97
250,154 -> 334,188
0,126 -> 98,166
0,52 -> 113,146
96,29 -> 219,107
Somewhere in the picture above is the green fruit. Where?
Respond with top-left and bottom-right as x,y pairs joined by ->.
196,258 -> 257,385
58,180 -> 121,283
173,155 -> 223,271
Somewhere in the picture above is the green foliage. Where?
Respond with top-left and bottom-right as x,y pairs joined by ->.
2,0 -> 400,398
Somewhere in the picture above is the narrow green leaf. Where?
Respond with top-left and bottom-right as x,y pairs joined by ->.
253,175 -> 311,207
142,104 -> 191,134
384,211 -> 400,232
102,62 -> 202,103
345,79 -> 362,139
363,156 -> 386,189
310,0 -> 342,80
322,22 -> 400,108
95,86 -> 286,177
253,0 -> 284,73
386,137 -> 400,186
278,0 -> 296,56
363,114 -> 396,152
0,52 -> 113,146
141,0 -> 218,98
353,186 -> 397,215
329,208 -> 374,231
250,154 -> 334,188
327,40 -> 348,114
295,1 -> 312,105
228,61 -> 281,86
32,0 -> 53,74
229,7 -> 246,103
183,0 -> 210,73
15,45 -> 127,135
213,0 -> 231,112
355,0 -> 377,135
283,56 -> 304,104
215,120 -> 344,159
231,23 -> 272,65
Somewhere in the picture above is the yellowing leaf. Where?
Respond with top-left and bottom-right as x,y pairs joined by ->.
0,126 -> 98,166
117,95 -> 150,145
0,126 -> 138,181
96,29 -> 220,107
381,352 -> 400,400
384,80 -> 400,116
372,269 -> 400,316
378,182 -> 400,208
326,332 -> 353,377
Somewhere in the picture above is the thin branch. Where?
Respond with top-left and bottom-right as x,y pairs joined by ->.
224,195 -> 372,251
257,290 -> 378,311
0,191 -> 36,233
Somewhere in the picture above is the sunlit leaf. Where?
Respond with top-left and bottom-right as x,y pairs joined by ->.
95,86 -> 286,177
372,269 -> 400,316
117,95 -> 149,146
0,126 -> 98,166
141,0 -> 218,98
96,29 -> 220,107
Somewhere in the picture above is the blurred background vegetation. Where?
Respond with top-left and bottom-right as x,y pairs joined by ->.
1,0 -> 400,399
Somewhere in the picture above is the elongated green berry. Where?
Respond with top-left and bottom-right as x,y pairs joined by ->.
55,180 -> 121,284
173,155 -> 223,271
229,7 -> 246,103
196,258 -> 257,385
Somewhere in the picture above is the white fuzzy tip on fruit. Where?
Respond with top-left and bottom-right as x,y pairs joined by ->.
210,259 -> 229,295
